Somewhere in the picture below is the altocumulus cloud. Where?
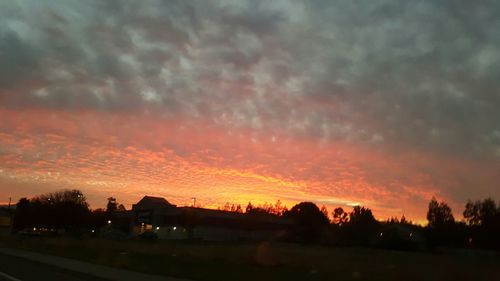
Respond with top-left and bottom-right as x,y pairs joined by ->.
0,0 -> 499,219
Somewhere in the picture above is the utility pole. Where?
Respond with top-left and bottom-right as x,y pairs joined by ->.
8,197 -> 13,234
191,197 -> 196,208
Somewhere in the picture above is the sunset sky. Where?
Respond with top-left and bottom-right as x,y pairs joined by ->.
1,1 -> 499,223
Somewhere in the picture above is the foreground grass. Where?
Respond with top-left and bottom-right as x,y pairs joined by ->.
1,236 -> 499,281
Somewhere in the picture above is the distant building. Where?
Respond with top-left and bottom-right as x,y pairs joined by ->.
130,196 -> 293,241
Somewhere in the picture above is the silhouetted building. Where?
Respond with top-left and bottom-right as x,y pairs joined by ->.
131,196 -> 292,241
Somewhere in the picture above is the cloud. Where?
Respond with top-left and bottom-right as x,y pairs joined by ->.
0,1 -> 499,220
1,109 -> 499,220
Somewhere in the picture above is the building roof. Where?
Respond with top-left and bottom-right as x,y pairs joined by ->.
132,196 -> 175,210
177,207 -> 293,230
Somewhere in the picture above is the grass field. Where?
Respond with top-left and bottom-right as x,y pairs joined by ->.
1,236 -> 498,281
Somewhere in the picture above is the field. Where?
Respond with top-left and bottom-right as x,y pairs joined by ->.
1,236 -> 499,281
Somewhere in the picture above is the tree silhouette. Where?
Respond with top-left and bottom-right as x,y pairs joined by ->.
463,198 -> 497,226
12,198 -> 31,231
320,205 -> 330,222
14,189 -> 90,233
244,202 -> 272,215
426,197 -> 454,227
425,198 -> 460,248
463,198 -> 500,250
340,206 -> 380,245
245,202 -> 254,213
332,207 -> 348,225
106,197 -> 118,213
117,204 -> 126,212
272,200 -> 287,216
285,202 -> 330,242
349,206 -> 376,226
400,215 -> 408,224
220,202 -> 243,213
242,201 -> 287,216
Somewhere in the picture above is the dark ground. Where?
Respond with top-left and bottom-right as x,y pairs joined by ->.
1,236 -> 499,281
0,252 -> 109,281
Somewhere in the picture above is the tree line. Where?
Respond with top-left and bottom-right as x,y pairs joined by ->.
13,190 -> 127,234
11,190 -> 500,251
218,200 -> 289,216
210,197 -> 500,250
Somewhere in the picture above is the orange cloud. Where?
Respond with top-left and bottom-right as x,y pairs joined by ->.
1,108 -> 498,222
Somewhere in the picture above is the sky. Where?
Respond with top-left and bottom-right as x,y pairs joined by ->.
1,0 -> 499,223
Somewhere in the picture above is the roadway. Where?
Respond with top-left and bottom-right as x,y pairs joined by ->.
0,252 -> 109,281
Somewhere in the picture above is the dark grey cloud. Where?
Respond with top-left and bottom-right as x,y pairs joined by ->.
1,0 -> 499,167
